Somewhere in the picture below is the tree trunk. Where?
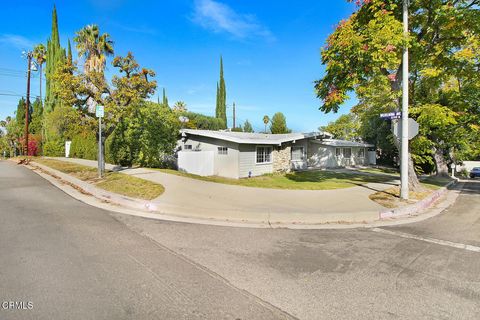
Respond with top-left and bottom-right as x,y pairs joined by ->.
408,152 -> 422,190
392,132 -> 423,192
433,146 -> 449,176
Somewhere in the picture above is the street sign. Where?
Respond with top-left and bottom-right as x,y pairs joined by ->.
392,118 -> 419,140
179,116 -> 189,123
95,105 -> 104,118
380,111 -> 402,120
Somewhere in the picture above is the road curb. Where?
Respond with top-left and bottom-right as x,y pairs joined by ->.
24,160 -> 459,230
379,179 -> 459,219
31,161 -> 156,213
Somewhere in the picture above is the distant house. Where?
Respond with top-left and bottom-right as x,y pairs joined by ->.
177,129 -> 375,179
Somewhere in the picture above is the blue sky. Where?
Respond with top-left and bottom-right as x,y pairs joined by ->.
0,0 -> 358,132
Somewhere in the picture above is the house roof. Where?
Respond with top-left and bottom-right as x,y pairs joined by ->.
312,139 -> 374,148
181,129 -> 325,145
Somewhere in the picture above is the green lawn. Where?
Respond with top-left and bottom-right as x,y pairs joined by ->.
156,168 -> 397,190
34,158 -> 164,200
420,176 -> 455,190
358,167 -> 400,176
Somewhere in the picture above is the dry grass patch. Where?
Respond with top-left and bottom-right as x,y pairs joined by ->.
369,187 -> 433,208
370,176 -> 453,208
34,158 -> 164,200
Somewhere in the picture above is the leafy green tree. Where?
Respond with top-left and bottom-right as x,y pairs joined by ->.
243,120 -> 254,133
3,117 -> 23,156
107,101 -> 180,167
314,0 -> 480,187
52,51 -> 157,162
15,97 -> 30,125
45,5 -> 66,112
183,112 -> 225,130
29,98 -> 43,135
43,103 -> 80,156
270,112 -> 291,134
215,56 -> 227,128
321,114 -> 360,141
262,115 -> 270,133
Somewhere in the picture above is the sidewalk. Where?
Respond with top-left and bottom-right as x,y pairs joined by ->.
41,157 -> 396,224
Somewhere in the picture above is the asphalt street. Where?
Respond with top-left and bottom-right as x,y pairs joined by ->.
1,160 -> 480,319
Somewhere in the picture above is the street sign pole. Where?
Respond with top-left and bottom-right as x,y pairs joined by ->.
400,0 -> 409,200
98,115 -> 103,178
96,105 -> 104,178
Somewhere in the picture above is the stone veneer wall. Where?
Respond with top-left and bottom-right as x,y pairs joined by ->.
272,145 -> 291,173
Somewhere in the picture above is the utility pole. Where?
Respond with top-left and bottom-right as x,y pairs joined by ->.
400,0 -> 409,200
232,102 -> 236,129
24,51 -> 33,156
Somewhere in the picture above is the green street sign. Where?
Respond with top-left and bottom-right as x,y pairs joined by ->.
95,105 -> 104,118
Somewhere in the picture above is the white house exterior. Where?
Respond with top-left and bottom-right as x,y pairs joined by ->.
177,129 -> 375,179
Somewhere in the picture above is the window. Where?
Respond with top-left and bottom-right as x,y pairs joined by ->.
183,144 -> 192,150
291,146 -> 304,161
343,148 -> 352,159
256,146 -> 272,164
357,148 -> 365,158
335,148 -> 342,157
218,147 -> 228,155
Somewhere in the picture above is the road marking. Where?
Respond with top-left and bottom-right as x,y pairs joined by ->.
371,228 -> 480,253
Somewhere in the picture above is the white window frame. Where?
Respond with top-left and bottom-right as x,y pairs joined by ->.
343,148 -> 352,159
218,146 -> 228,155
291,146 -> 305,161
183,144 -> 192,150
335,148 -> 342,157
357,148 -> 365,158
256,146 -> 272,164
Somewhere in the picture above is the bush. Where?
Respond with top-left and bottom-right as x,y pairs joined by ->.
43,139 -> 64,157
70,132 -> 97,160
106,102 -> 180,168
183,112 -> 225,130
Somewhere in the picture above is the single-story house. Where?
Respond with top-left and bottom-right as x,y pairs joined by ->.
177,129 -> 375,179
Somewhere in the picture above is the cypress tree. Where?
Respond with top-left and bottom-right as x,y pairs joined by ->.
16,98 -> 27,125
67,39 -> 72,64
215,56 -> 227,128
162,88 -> 169,108
45,5 -> 66,112
215,82 -> 219,118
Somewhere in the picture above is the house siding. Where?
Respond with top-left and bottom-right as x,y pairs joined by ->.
238,144 -> 273,178
180,135 -> 240,179
307,142 -> 368,168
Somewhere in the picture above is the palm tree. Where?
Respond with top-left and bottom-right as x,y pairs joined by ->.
33,44 -> 47,103
173,101 -> 187,113
74,25 -> 114,112
263,115 -> 270,133
74,24 -> 114,75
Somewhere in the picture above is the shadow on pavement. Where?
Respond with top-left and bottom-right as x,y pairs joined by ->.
455,180 -> 480,195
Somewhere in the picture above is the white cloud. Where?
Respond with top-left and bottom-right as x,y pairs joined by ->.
192,0 -> 275,41
0,34 -> 34,50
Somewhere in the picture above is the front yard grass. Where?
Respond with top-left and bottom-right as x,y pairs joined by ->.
156,168 -> 397,190
358,167 -> 400,176
34,158 -> 164,200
